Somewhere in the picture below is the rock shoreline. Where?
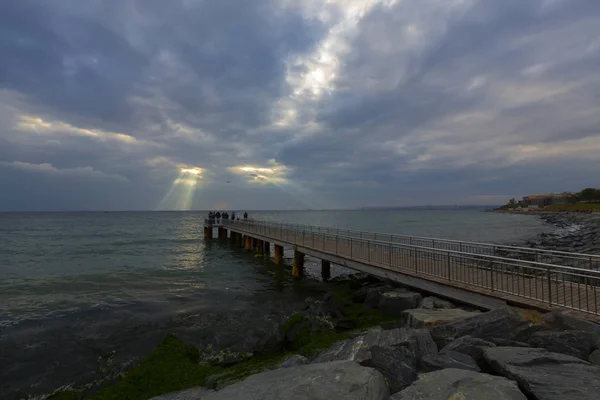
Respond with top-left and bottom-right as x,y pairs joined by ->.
46,212 -> 600,400
132,273 -> 600,400
509,212 -> 600,255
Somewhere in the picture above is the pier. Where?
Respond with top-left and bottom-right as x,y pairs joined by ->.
204,219 -> 600,322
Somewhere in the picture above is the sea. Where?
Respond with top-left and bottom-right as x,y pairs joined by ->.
0,209 -> 554,399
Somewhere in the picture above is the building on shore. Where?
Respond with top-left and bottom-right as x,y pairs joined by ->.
522,193 -> 571,207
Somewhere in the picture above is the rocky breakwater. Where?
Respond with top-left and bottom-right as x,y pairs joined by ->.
54,273 -> 600,400
531,212 -> 600,255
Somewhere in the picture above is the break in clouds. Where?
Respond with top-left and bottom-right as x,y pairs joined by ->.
1,0 -> 600,211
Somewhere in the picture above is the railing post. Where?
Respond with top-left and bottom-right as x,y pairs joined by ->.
590,256 -> 594,270
389,243 -> 392,266
368,240 -> 371,262
447,252 -> 451,280
490,262 -> 494,292
547,267 -> 552,306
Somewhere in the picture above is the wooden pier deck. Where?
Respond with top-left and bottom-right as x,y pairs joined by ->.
209,219 -> 600,322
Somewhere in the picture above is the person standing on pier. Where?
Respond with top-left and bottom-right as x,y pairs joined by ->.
243,212 -> 248,220
216,211 -> 221,224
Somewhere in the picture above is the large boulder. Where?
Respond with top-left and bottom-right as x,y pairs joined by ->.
429,307 -> 547,348
363,285 -> 396,308
420,351 -> 480,373
150,387 -> 214,400
390,368 -> 527,400
313,327 -> 437,364
482,346 -> 600,400
277,354 -> 309,368
378,290 -> 422,316
362,345 -> 417,394
589,349 -> 600,365
440,335 -> 496,361
402,308 -> 481,328
202,361 -> 389,400
420,296 -> 455,310
353,284 -> 394,303
527,330 -> 596,360
544,310 -> 600,348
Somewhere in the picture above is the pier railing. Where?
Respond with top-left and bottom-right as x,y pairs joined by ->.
221,219 -> 600,315
219,219 -> 600,271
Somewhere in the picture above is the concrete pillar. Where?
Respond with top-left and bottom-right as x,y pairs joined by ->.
203,226 -> 213,239
321,260 -> 331,281
263,241 -> 270,253
256,239 -> 263,255
218,227 -> 227,240
274,245 -> 284,264
292,250 -> 305,278
245,235 -> 252,250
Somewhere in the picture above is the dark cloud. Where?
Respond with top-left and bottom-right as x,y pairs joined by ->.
1,0 -> 600,210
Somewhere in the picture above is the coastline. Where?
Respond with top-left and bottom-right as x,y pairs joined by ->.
503,211 -> 600,255
47,271 -> 600,400
13,211 -> 600,399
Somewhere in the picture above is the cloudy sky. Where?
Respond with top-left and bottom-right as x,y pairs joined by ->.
1,0 -> 599,211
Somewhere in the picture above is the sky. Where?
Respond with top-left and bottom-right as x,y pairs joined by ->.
1,0 -> 600,211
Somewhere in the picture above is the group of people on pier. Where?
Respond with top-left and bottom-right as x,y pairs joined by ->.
207,210 -> 247,224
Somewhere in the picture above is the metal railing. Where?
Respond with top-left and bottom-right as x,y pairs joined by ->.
220,219 -> 600,315
217,218 -> 600,270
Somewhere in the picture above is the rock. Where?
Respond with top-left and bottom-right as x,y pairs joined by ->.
391,368 -> 527,400
312,327 -> 437,364
440,335 -> 496,361
545,309 -> 600,348
589,349 -> 600,365
487,338 -> 530,347
420,350 -> 481,372
334,318 -> 357,331
199,347 -> 254,367
363,285 -> 395,308
482,346 -> 600,400
402,308 -> 481,328
527,330 -> 596,360
420,296 -> 455,310
429,307 -> 547,348
362,345 -> 417,394
150,387 -> 214,399
202,360 -> 389,400
278,354 -> 309,368
378,290 -> 422,316
353,284 -> 393,303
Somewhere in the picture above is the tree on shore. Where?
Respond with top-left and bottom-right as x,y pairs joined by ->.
577,188 -> 600,203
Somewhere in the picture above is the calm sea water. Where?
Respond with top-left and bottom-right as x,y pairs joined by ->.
0,209 -> 552,398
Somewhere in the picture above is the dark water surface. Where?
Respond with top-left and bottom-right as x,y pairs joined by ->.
0,210 -> 552,399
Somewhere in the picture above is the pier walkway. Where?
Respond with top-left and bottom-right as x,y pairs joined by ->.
205,219 -> 600,322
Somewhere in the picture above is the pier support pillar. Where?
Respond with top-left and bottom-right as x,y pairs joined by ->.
245,235 -> 252,250
218,227 -> 227,240
292,250 -> 305,278
263,241 -> 270,253
321,260 -> 331,281
255,239 -> 263,255
204,226 -> 213,239
274,245 -> 284,264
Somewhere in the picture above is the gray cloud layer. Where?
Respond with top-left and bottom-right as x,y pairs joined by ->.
1,0 -> 599,211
